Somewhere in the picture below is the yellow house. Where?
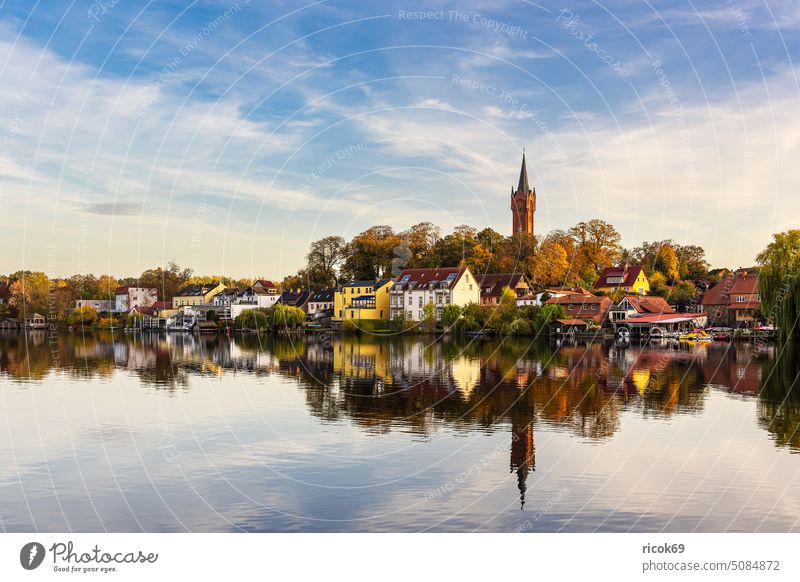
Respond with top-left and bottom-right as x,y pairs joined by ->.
333,279 -> 393,321
594,266 -> 650,295
172,282 -> 226,308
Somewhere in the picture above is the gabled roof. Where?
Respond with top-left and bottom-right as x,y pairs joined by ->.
151,301 -> 173,311
619,313 -> 706,324
477,273 -> 526,298
343,279 -> 381,288
618,295 -> 674,314
554,319 -> 589,326
393,267 -> 468,290
701,275 -> 759,306
595,265 -> 646,289
255,280 -> 277,289
278,290 -> 310,306
545,293 -> 609,305
175,282 -> 222,297
545,286 -> 592,296
309,288 -> 335,302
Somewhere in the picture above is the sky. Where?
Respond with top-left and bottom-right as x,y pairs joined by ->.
0,0 -> 798,279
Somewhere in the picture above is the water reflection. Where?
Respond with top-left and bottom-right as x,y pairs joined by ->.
1,330 -> 799,531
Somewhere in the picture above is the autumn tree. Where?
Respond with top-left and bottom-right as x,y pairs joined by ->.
529,240 -> 570,288
9,271 -> 51,318
399,222 -> 442,268
138,261 -> 192,300
305,235 -> 346,288
341,226 -> 400,280
568,219 -> 622,282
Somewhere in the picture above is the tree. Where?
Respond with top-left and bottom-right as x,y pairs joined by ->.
533,304 -> 567,332
305,235 -> 346,288
341,226 -> 400,280
422,301 -> 436,331
430,225 -> 478,268
568,219 -> 623,279
67,306 -> 97,326
669,280 -> 697,312
138,261 -> 192,300
399,222 -> 442,268
529,240 -> 570,288
757,229 -> 800,341
9,271 -> 51,318
674,244 -> 709,280
648,272 -> 669,298
441,304 -> 462,329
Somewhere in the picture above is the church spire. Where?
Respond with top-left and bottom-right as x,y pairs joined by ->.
517,151 -> 530,193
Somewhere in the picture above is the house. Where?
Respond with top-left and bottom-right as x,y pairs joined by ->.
307,288 -> 336,318
614,312 -> 708,338
544,293 -> 612,325
24,313 -> 46,329
253,280 -> 280,297
477,273 -> 530,306
334,280 -> 393,321
700,273 -> 761,327
251,285 -> 280,308
595,265 -> 650,295
211,288 -> 242,307
550,318 -> 590,336
517,286 -> 592,307
172,282 -> 225,308
609,295 -> 674,323
115,286 -> 157,312
74,299 -> 115,312
390,267 -> 480,321
277,290 -> 311,312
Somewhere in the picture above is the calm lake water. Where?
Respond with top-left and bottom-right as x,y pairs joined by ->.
1,330 -> 799,532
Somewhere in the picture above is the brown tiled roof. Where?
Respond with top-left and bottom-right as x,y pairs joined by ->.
623,295 -> 674,314
595,265 -> 646,288
477,273 -> 525,298
546,293 -> 608,305
701,275 -> 759,306
554,319 -> 588,326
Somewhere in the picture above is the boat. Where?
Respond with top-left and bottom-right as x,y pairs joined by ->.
678,329 -> 712,341
713,332 -> 732,341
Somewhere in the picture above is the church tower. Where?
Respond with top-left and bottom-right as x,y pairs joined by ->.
510,152 -> 536,236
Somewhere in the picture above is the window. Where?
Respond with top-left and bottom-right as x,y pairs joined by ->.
591,304 -> 598,311
407,310 -> 412,319
736,295 -> 746,302
418,296 -> 423,307
568,304 -> 573,310
607,276 -> 624,284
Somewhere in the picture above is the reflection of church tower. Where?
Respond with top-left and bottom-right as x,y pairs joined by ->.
510,417 -> 535,509
510,152 -> 536,236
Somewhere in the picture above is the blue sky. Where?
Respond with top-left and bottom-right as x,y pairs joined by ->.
0,0 -> 798,278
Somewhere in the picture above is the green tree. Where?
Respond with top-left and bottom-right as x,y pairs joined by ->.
67,306 -> 97,326
757,229 -> 800,341
422,301 -> 436,331
441,304 -> 462,329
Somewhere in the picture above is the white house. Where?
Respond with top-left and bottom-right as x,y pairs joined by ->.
390,266 -> 480,321
115,286 -> 157,312
307,288 -> 336,318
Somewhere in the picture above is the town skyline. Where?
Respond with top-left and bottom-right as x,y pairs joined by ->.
1,1 -> 797,277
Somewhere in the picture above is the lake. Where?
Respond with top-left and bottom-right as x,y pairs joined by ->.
1,330 -> 799,532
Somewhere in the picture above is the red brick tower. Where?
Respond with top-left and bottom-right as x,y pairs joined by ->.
511,152 -> 536,236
